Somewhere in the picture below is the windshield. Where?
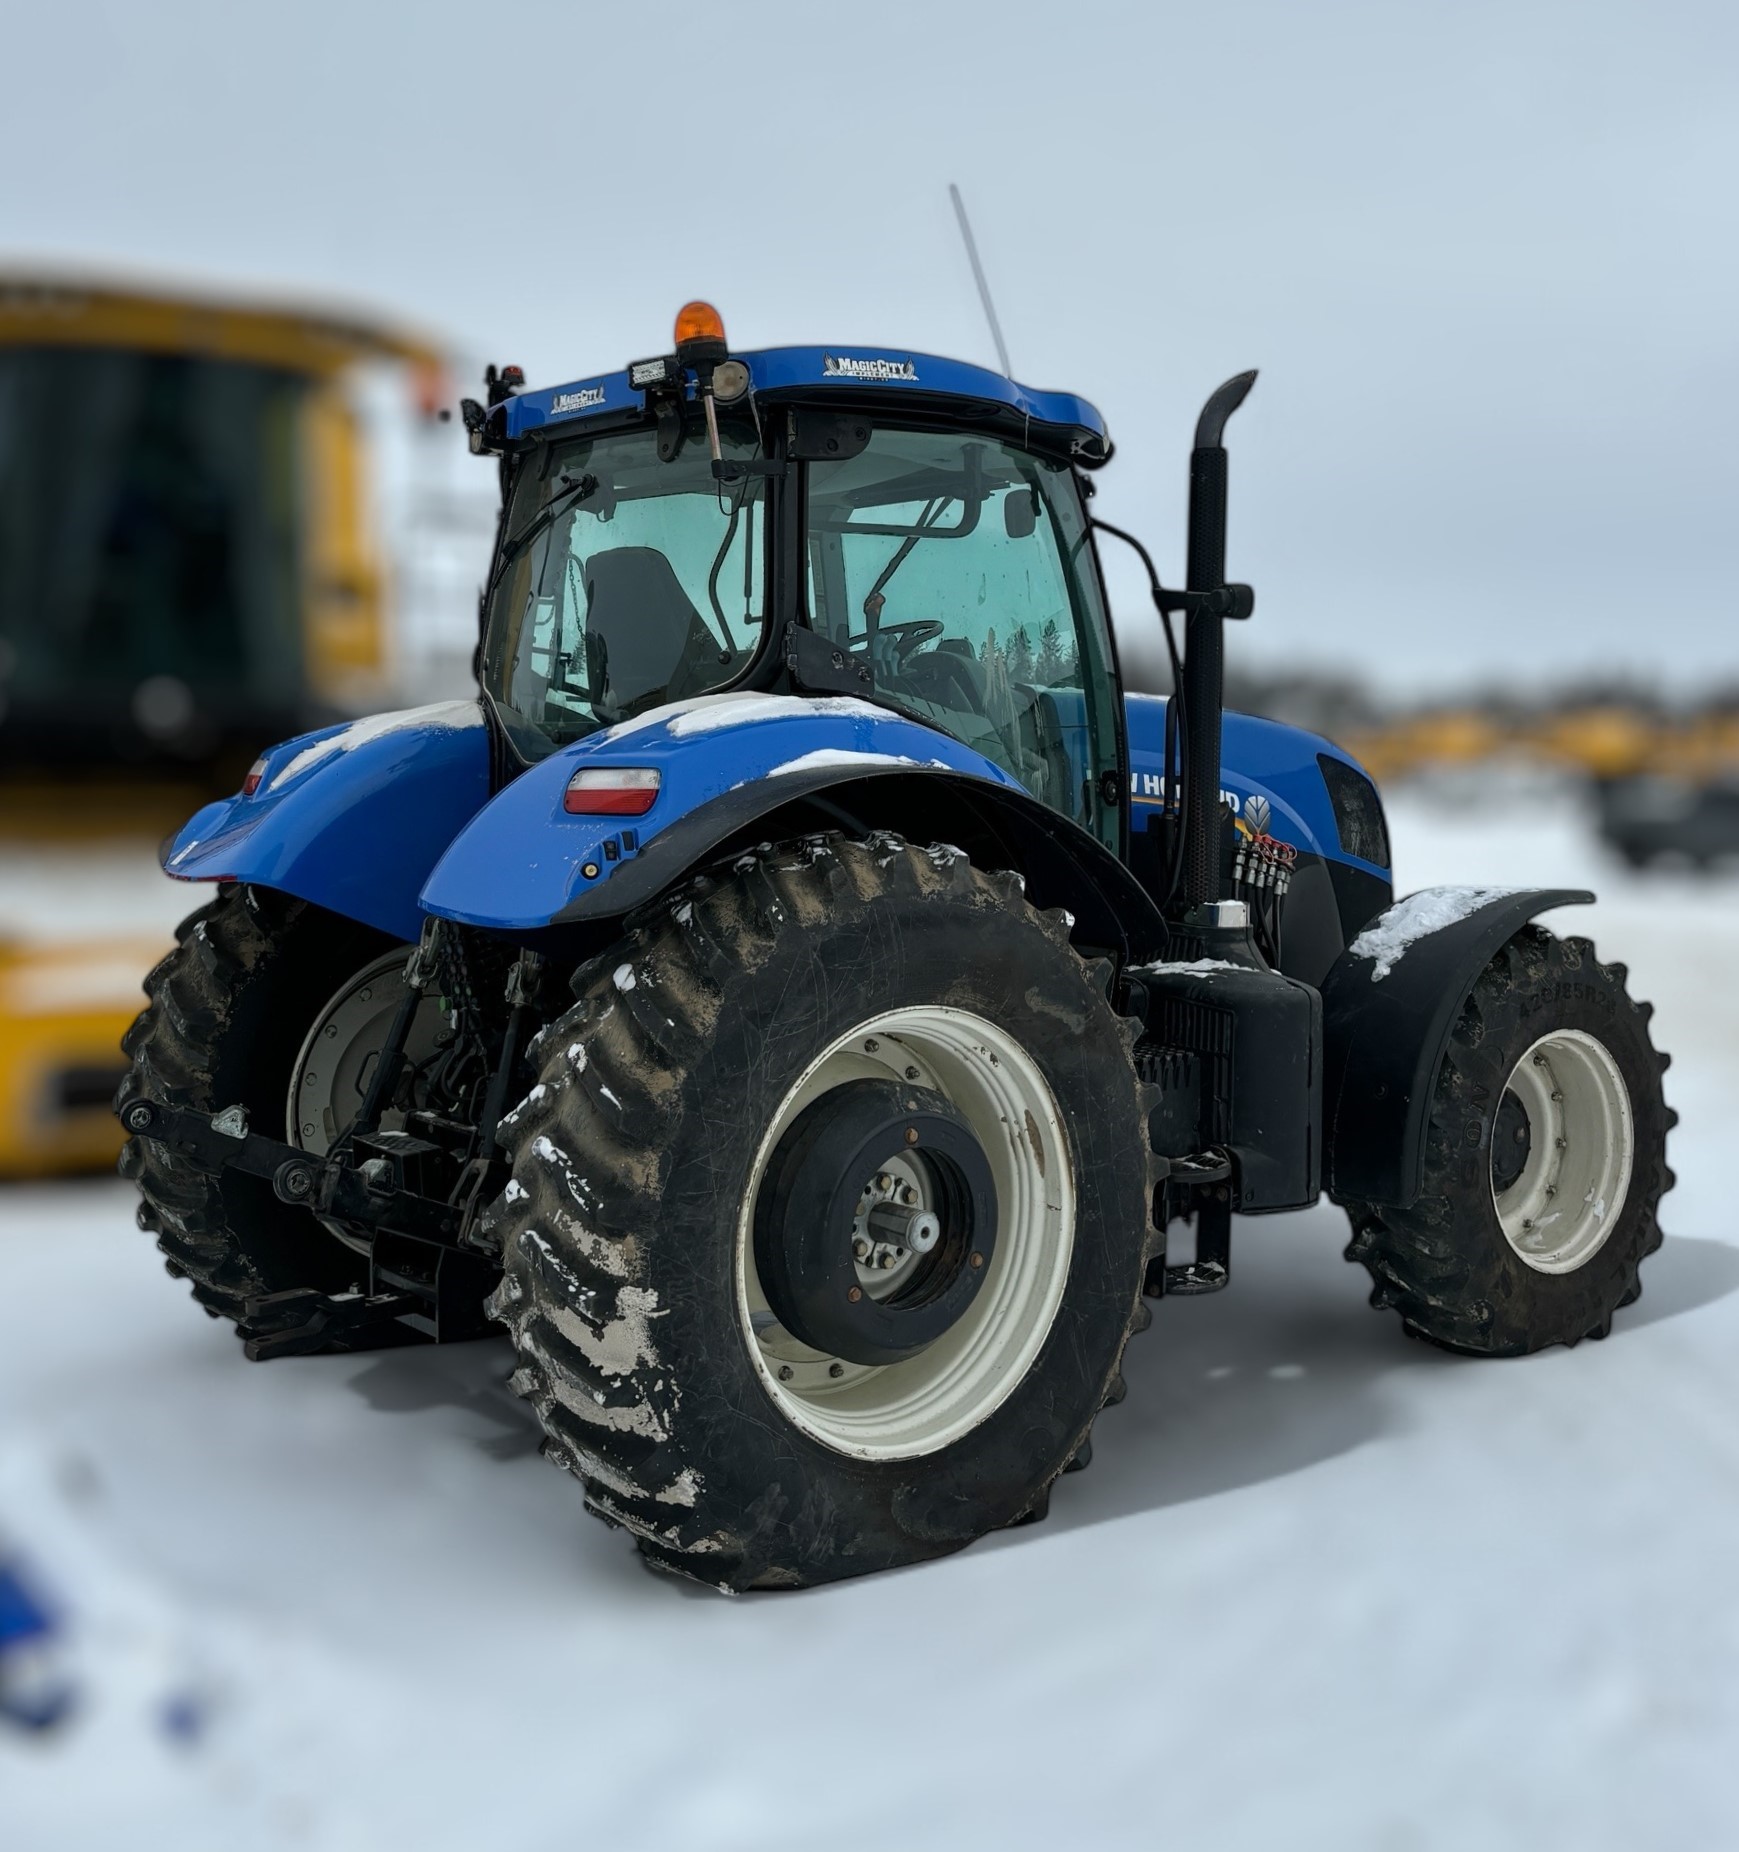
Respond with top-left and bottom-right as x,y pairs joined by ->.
481,422 -> 767,757
0,344 -> 308,765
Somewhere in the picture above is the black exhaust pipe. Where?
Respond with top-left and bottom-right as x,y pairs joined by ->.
1180,370 -> 1258,912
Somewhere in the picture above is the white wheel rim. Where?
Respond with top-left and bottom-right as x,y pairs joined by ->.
1491,1028 -> 1634,1274
735,1006 -> 1075,1461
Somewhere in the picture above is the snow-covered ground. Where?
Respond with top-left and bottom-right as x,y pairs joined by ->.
2,778 -> 1735,1851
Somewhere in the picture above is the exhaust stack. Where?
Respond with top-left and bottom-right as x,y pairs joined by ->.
1180,370 -> 1258,912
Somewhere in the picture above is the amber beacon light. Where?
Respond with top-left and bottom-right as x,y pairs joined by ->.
674,301 -> 728,364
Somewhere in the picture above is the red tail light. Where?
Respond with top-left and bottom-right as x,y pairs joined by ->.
563,767 -> 661,816
242,758 -> 267,797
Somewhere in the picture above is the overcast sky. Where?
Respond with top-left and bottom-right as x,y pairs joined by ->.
5,0 -> 1735,698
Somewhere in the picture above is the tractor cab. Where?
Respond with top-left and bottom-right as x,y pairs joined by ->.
471,309 -> 1125,853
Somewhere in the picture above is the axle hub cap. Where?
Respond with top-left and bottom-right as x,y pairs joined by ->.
754,1080 -> 997,1367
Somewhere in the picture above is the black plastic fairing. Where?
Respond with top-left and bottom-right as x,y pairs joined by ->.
1321,888 -> 1595,1208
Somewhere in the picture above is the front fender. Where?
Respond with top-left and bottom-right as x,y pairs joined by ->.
1322,886 -> 1594,1207
162,701 -> 490,941
419,692 -> 1030,933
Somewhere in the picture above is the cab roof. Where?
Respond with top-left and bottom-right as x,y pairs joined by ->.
0,269 -> 445,378
502,345 -> 1112,466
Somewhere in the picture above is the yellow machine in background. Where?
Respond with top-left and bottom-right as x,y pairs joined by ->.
1341,701 -> 1739,789
0,271 -> 462,1178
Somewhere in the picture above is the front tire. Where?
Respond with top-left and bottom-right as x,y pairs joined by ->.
1340,925 -> 1675,1355
486,834 -> 1160,1591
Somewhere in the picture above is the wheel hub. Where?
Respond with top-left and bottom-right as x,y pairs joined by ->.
754,1080 -> 997,1367
286,949 -> 448,1254
735,1005 -> 1076,1462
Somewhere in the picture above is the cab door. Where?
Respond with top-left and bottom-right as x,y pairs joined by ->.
804,425 -> 1124,854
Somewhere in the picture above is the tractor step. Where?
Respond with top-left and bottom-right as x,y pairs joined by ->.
237,1288 -> 426,1361
1162,1261 -> 1229,1296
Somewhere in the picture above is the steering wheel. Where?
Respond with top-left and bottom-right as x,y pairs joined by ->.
873,619 -> 945,663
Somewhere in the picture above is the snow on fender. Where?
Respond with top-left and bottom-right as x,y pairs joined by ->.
1348,886 -> 1532,981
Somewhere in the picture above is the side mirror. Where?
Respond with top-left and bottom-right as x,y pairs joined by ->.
1003,487 -> 1039,539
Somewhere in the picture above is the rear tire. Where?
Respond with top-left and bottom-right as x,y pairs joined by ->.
1339,925 -> 1675,1355
485,834 -> 1161,1591
117,887 -> 395,1326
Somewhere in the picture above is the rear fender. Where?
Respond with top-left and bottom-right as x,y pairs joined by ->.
1321,886 -> 1594,1207
419,693 -> 1169,960
161,701 -> 490,942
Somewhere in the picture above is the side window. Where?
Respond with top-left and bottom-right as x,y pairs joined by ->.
806,429 -> 1116,838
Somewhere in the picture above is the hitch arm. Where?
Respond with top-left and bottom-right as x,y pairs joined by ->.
119,1099 -> 468,1251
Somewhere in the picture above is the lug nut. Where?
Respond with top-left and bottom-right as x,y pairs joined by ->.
877,1250 -> 898,1270
876,1172 -> 893,1193
905,1065 -> 920,1080
778,1364 -> 794,1382
828,1362 -> 844,1379
852,1237 -> 871,1262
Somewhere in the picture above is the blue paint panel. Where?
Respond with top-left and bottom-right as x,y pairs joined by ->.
420,694 -> 1024,931
161,704 -> 493,942
1123,693 -> 1390,878
505,346 -> 1109,456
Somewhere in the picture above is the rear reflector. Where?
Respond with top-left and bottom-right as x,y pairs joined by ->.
563,767 -> 661,816
242,757 -> 267,797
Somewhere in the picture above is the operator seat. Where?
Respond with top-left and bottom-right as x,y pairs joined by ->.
582,546 -> 720,719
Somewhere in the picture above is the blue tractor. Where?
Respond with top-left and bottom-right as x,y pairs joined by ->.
117,305 -> 1674,1590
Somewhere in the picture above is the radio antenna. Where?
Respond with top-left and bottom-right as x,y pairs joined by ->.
949,183 -> 1013,379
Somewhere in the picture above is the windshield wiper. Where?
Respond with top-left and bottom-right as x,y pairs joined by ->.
486,473 -> 600,595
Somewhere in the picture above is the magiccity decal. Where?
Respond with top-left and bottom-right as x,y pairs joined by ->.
822,354 -> 919,383
550,386 -> 609,414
